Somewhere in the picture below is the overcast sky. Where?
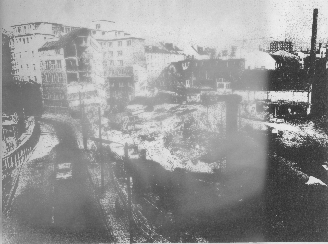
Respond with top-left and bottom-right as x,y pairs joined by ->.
1,0 -> 327,49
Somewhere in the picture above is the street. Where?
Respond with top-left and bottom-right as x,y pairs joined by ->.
3,120 -> 112,243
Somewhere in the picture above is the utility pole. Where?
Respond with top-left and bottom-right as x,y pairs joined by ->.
310,9 -> 319,116
310,8 -> 318,76
124,143 -> 133,244
79,91 -> 88,150
98,107 -> 104,193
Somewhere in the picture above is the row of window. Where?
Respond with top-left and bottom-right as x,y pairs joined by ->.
13,63 -> 37,71
12,50 -> 36,59
13,75 -> 37,81
15,24 -> 35,34
104,68 -> 129,76
10,35 -> 49,46
43,92 -> 65,100
42,60 -> 62,69
103,51 -> 123,58
104,60 -> 124,66
217,82 -> 231,89
11,36 -> 33,46
99,40 -> 131,48
43,73 -> 64,83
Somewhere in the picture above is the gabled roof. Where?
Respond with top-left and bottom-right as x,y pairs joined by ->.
38,28 -> 89,51
145,42 -> 182,54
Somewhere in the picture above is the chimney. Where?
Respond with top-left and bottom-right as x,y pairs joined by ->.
310,8 -> 318,74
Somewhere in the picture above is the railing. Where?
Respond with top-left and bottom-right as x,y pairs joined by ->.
2,119 -> 40,211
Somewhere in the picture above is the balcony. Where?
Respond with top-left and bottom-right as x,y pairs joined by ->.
66,60 -> 78,72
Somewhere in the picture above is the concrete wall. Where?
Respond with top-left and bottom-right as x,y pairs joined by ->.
233,90 -> 310,103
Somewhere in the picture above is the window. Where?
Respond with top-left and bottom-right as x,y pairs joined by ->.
102,31 -> 105,35
127,40 -> 131,46
45,61 -> 50,69
226,83 -> 231,89
217,82 -> 224,89
32,51 -> 34,57
57,60 -> 62,68
96,24 -> 100,29
119,82 -> 124,87
109,60 -> 114,65
92,30 -> 96,35
33,64 -> 36,70
51,60 -> 56,69
118,60 -> 123,66
53,74 -> 57,83
27,38 -> 29,43
118,51 -> 122,56
58,73 -> 63,82
108,42 -> 112,47
26,64 -> 29,69
55,49 -> 60,54
65,27 -> 70,33
118,41 -> 122,46
109,51 -> 113,56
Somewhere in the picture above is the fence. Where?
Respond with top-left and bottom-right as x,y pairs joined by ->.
2,119 -> 40,209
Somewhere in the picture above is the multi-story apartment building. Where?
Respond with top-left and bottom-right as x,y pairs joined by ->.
38,28 -> 105,114
145,42 -> 185,90
269,40 -> 294,53
9,22 -> 80,83
90,20 -> 147,103
159,59 -> 245,96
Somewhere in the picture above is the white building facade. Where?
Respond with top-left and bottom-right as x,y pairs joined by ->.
9,22 -> 80,83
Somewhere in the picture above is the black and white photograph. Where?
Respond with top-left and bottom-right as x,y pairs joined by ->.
1,0 -> 328,243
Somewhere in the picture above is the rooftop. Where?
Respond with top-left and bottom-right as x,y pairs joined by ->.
38,28 -> 89,51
